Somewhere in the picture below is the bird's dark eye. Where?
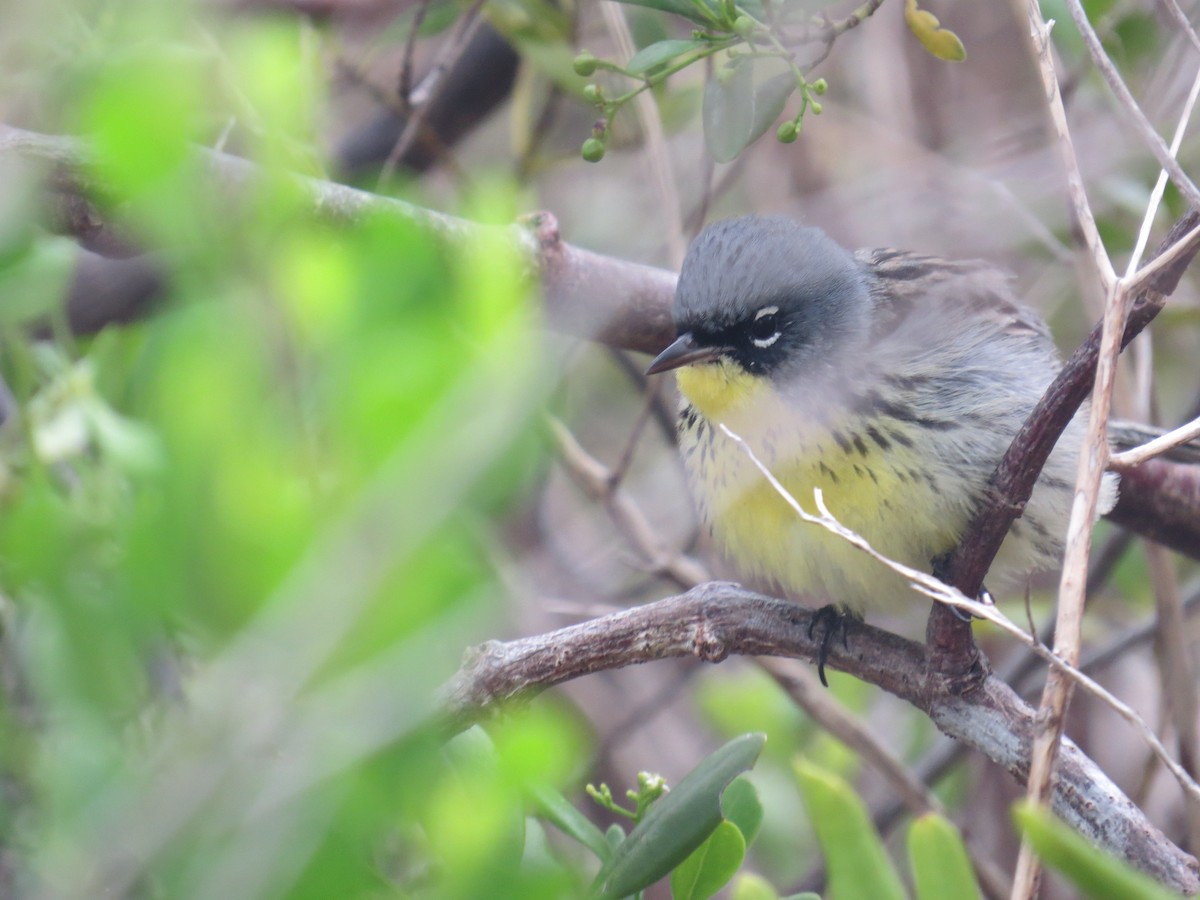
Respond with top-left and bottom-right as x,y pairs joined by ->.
749,306 -> 781,347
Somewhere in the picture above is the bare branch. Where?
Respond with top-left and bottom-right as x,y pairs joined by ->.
1026,2 -> 1115,289
546,415 -> 709,589
718,423 -> 1200,808
436,584 -> 1200,894
376,0 -> 488,184
1062,0 -> 1200,210
1110,416 -> 1200,469
935,208 -> 1200,643
601,2 -> 687,268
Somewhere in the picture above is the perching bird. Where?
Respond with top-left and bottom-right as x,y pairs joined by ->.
646,216 -> 1114,667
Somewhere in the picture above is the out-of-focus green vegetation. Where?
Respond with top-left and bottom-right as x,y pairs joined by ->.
1,0 -> 1197,896
0,5 -> 584,897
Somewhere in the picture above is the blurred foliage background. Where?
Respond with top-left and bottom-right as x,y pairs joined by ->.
0,0 -> 1197,897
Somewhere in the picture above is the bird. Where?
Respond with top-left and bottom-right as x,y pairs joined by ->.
646,215 -> 1114,676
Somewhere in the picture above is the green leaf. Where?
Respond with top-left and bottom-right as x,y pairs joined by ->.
908,813 -> 981,900
793,758 -> 907,900
1013,803 -> 1178,900
530,783 -> 613,862
746,70 -> 797,146
613,0 -> 720,27
731,873 -> 780,900
670,819 -> 745,900
0,236 -> 76,327
592,733 -> 766,899
626,39 -> 708,75
903,0 -> 966,62
703,58 -> 755,163
720,777 -> 763,846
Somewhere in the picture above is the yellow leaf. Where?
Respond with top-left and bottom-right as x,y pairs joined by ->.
904,0 -> 967,62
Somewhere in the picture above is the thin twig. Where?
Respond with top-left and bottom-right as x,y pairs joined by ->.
715,422 -> 1200,808
1063,0 -> 1200,210
1123,53 -> 1200,419
397,0 -> 434,117
1028,3 -> 1115,290
1013,10 -> 1124,892
1126,62 -> 1200,275
546,415 -> 709,589
377,0 -> 487,185
1145,539 -> 1200,849
1110,415 -> 1200,469
608,379 -> 663,489
600,1 -> 687,268
1123,220 -> 1200,299
1165,0 -> 1200,55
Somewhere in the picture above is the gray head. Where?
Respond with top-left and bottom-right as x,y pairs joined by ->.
647,216 -> 871,381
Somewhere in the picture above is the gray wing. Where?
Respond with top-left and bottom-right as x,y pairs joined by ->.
855,248 -> 1052,346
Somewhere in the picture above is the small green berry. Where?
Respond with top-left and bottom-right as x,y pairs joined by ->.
733,15 -> 755,38
776,120 -> 798,143
581,137 -> 606,162
573,51 -> 598,77
809,100 -> 823,115
583,83 -> 604,105
811,78 -> 828,95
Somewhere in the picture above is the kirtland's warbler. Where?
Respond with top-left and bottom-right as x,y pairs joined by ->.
647,215 -> 1114,621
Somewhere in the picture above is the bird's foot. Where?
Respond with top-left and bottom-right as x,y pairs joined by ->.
806,604 -> 859,687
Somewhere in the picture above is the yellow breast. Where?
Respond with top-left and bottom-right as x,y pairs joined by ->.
675,361 -> 960,612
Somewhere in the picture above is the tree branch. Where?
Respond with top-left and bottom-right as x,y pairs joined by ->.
436,583 -> 1200,894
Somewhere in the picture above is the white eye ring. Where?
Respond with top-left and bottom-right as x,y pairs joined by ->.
751,306 -> 781,348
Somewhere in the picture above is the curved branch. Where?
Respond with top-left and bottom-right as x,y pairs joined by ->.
437,582 -> 1200,895
6,123 -> 1200,551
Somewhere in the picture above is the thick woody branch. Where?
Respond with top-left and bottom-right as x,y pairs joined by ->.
437,583 -> 1200,895
4,126 -> 1200,556
0,125 -> 679,352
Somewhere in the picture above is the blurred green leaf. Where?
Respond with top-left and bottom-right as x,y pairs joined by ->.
748,69 -> 798,147
670,819 -> 746,900
908,813 -> 981,900
695,669 -> 804,761
1013,803 -> 1178,899
703,57 -> 756,163
732,873 -> 781,900
81,47 -> 203,200
593,733 -> 766,899
793,758 -> 907,900
531,783 -> 614,862
720,777 -> 764,846
626,39 -> 707,75
0,236 -> 75,327
1106,12 -> 1159,66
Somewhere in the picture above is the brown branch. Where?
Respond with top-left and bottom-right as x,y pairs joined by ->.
0,126 -> 680,351
929,208 -> 1200,689
4,125 -> 1199,557
436,583 -> 1200,895
1108,459 -> 1200,557
376,0 -> 488,185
